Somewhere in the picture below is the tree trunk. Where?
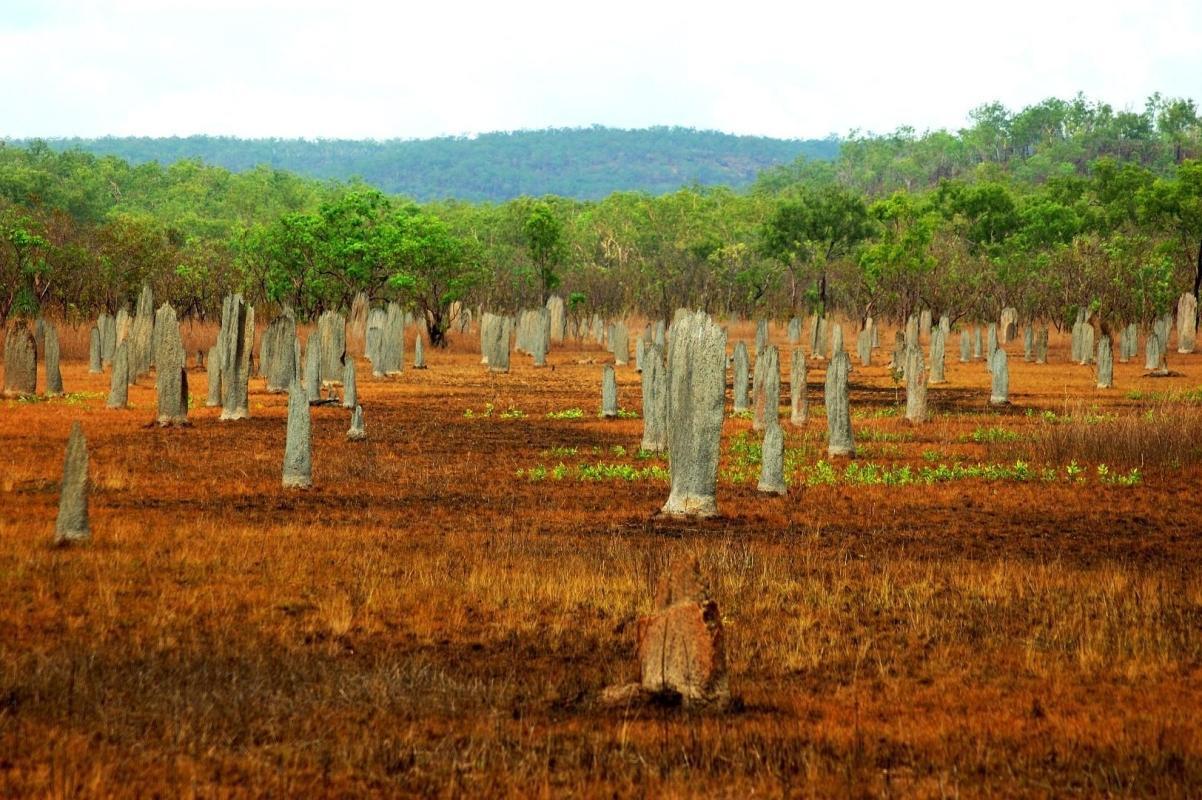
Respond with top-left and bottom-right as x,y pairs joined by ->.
428,308 -> 447,348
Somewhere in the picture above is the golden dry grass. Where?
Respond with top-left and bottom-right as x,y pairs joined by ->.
1,323 -> 1200,797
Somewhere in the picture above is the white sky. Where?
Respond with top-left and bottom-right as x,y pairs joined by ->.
3,0 -> 1200,140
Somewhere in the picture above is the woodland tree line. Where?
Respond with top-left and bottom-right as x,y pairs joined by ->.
1,94 -> 1201,346
16,127 -> 837,201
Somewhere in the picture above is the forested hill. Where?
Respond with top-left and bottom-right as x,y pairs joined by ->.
16,127 -> 839,201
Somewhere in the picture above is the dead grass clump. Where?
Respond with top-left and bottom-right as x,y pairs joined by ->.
1013,405 -> 1202,469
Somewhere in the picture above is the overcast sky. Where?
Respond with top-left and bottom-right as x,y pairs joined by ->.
3,0 -> 1200,141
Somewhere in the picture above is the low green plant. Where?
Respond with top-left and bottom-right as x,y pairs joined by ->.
578,462 -> 669,482
805,460 -> 838,486
516,465 -> 548,482
965,426 -> 1021,444
858,429 -> 914,443
464,402 -> 496,418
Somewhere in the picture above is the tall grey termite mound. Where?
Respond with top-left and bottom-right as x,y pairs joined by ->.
347,404 -> 366,441
88,326 -> 102,373
1145,328 -> 1168,375
1000,307 -> 1017,342
825,350 -> 854,457
856,327 -> 871,367
3,322 -> 37,397
98,311 -> 116,366
485,315 -> 513,373
1119,323 -> 1137,363
304,332 -> 322,404
757,425 -> 786,495
54,421 -> 90,545
318,310 -> 346,386
661,310 -> 726,518
600,364 -> 618,418
752,345 -> 780,432
114,307 -> 131,352
129,284 -> 155,379
377,303 -> 405,377
205,344 -> 222,407
1178,293 -> 1197,354
282,378 -> 312,489
1080,322 -> 1095,366
829,322 -> 844,360
959,329 -> 971,363
754,319 -> 768,355
218,294 -> 253,420
547,294 -> 566,343
478,312 -> 496,366
640,343 -> 668,453
989,347 -> 1009,405
107,342 -> 129,408
732,341 -> 750,413
153,303 -> 189,426
808,315 -> 825,359
928,322 -> 947,384
262,310 -> 297,393
342,357 -> 357,409
1097,334 -> 1114,389
414,334 -> 427,369
42,320 -> 64,396
790,348 -> 808,426
365,307 -> 386,368
904,343 -> 927,423
1035,327 -> 1049,364
611,321 -> 629,366
526,308 -> 548,367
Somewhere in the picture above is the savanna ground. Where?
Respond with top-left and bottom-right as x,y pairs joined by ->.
1,320 -> 1200,798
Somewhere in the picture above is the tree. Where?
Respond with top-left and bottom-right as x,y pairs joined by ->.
0,202 -> 50,325
759,200 -> 810,311
521,200 -> 564,305
385,207 -> 481,347
1150,94 -> 1200,164
857,191 -> 936,322
243,213 -> 329,317
315,189 -> 394,306
760,186 -> 870,313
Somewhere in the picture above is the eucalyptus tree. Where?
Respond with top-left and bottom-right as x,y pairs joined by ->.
855,191 -> 936,324
760,185 -> 871,315
384,206 -> 482,347
0,203 -> 51,325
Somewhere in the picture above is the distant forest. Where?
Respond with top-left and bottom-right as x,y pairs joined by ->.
12,127 -> 841,201
3,93 -> 1200,338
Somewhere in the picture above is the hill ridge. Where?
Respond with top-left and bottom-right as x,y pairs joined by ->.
10,127 -> 840,202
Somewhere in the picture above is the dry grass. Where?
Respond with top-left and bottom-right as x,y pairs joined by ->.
1014,403 -> 1202,469
1,324 -> 1200,797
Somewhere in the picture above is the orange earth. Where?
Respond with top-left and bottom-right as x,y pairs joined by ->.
0,320 -> 1199,797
